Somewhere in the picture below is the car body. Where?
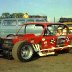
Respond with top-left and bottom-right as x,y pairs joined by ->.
0,22 -> 72,62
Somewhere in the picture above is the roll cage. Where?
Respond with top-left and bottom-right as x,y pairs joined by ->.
16,22 -> 69,36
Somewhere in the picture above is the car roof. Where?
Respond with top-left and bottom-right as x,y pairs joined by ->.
21,22 -> 64,26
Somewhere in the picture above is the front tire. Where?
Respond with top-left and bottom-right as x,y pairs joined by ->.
6,34 -> 14,37
69,41 -> 72,54
12,41 -> 34,62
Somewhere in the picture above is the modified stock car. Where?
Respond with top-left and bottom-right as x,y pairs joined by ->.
0,22 -> 72,62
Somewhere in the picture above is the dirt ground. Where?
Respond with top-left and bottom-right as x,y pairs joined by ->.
0,53 -> 72,72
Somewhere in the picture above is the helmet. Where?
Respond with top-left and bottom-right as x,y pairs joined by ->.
58,27 -> 62,30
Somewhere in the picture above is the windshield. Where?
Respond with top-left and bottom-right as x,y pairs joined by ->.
18,24 -> 43,36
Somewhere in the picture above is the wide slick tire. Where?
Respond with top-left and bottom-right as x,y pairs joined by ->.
12,41 -> 34,62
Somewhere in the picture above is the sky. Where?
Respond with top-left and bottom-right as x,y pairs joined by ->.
0,0 -> 72,22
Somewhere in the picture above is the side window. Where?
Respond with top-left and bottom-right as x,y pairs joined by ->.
26,19 -> 34,22
18,20 -> 25,25
2,20 -> 17,26
26,24 -> 43,35
36,19 -> 45,22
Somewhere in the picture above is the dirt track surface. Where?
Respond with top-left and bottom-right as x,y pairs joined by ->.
0,53 -> 72,72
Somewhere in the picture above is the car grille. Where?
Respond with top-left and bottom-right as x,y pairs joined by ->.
2,39 -> 13,49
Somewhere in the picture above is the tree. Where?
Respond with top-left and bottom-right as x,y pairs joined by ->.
17,13 -> 24,18
10,13 -> 24,18
10,13 -> 18,18
2,13 -> 10,18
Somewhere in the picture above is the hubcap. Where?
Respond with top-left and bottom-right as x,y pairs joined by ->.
21,45 -> 33,59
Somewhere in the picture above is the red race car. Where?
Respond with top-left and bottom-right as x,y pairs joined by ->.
0,22 -> 72,62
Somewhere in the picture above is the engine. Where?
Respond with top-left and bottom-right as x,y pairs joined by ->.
2,39 -> 14,59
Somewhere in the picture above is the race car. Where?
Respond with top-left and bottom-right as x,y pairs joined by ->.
0,22 -> 72,62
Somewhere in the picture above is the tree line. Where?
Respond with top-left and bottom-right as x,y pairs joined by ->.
0,13 -> 25,18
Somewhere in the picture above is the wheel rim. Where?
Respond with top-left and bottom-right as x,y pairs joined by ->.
21,45 -> 33,60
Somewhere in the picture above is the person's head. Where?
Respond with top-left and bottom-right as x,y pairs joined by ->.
62,27 -> 67,35
57,27 -> 62,33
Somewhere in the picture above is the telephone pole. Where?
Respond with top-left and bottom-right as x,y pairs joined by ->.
54,17 -> 55,23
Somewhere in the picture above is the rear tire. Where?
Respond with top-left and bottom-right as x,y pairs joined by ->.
12,41 -> 34,62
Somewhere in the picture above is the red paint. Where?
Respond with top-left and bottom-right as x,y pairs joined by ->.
5,22 -> 72,52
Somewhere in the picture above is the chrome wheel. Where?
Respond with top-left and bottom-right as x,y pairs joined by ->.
21,45 -> 33,60
12,41 -> 34,62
